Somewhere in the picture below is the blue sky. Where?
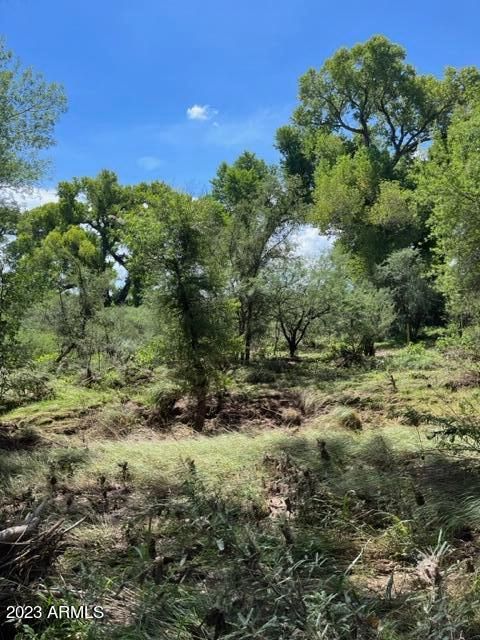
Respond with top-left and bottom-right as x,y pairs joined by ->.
3,0 -> 480,197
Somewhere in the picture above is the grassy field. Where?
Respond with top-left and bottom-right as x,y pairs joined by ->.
2,344 -> 480,639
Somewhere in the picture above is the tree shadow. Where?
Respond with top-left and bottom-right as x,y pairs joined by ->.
267,430 -> 480,542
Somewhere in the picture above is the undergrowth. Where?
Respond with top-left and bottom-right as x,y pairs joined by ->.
2,345 -> 480,638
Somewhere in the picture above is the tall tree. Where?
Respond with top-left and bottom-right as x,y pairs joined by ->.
57,170 -> 130,303
211,151 -> 303,362
0,257 -> 38,396
331,268 -> 395,358
417,98 -> 480,322
0,38 -> 66,387
276,36 -> 479,270
14,171 -> 137,304
376,247 -> 439,342
126,185 -> 238,432
0,38 -> 66,194
30,226 -> 110,378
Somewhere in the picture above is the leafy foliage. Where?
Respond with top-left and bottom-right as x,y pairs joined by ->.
418,99 -> 480,320
7,34 -> 480,640
264,256 -> 337,357
126,185 -> 239,431
376,247 -> 440,341
212,151 -> 304,361
0,38 -> 66,191
278,35 -> 480,270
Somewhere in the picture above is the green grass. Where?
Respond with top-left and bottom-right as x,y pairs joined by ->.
76,421 -> 420,488
2,378 -> 119,422
5,344 -> 480,639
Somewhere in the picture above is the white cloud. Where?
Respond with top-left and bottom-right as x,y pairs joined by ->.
293,225 -> 333,258
1,187 -> 58,211
186,104 -> 217,121
137,155 -> 162,171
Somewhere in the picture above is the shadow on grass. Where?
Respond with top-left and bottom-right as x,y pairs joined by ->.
242,355 -> 378,390
15,430 -> 480,640
268,431 -> 480,544
0,449 -> 45,484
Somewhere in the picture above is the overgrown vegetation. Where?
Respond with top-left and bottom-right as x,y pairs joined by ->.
2,31 -> 480,639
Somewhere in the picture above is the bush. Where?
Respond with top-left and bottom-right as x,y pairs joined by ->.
379,517 -> 415,559
6,368 -> 54,404
413,400 -> 480,453
332,343 -> 366,367
438,324 -> 480,361
333,407 -> 362,430
387,343 -> 442,370
123,363 -> 154,385
98,368 -> 124,389
148,383 -> 183,423
135,337 -> 165,368
327,341 -> 379,368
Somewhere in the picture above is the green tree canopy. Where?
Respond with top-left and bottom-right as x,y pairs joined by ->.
126,184 -> 238,431
211,151 -> 304,361
276,35 -> 480,271
0,38 -> 66,390
13,171 -> 148,305
0,38 -> 66,193
376,247 -> 440,342
264,256 -> 338,358
417,98 -> 480,321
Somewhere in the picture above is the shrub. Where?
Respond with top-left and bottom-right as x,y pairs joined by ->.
123,363 -> 154,385
135,337 -> 164,368
245,368 -> 276,384
387,343 -> 442,370
329,342 -> 370,368
333,407 -> 362,430
379,517 -> 415,559
6,368 -> 54,403
414,400 -> 480,452
99,368 -> 124,389
148,383 -> 183,423
438,324 -> 480,361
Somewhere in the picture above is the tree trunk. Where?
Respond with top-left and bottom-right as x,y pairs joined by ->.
273,322 -> 280,357
288,341 -> 297,359
113,276 -> 131,305
244,300 -> 253,363
55,342 -> 76,364
238,303 -> 247,362
362,338 -> 375,357
244,335 -> 251,363
194,385 -> 207,432
85,363 -> 93,387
